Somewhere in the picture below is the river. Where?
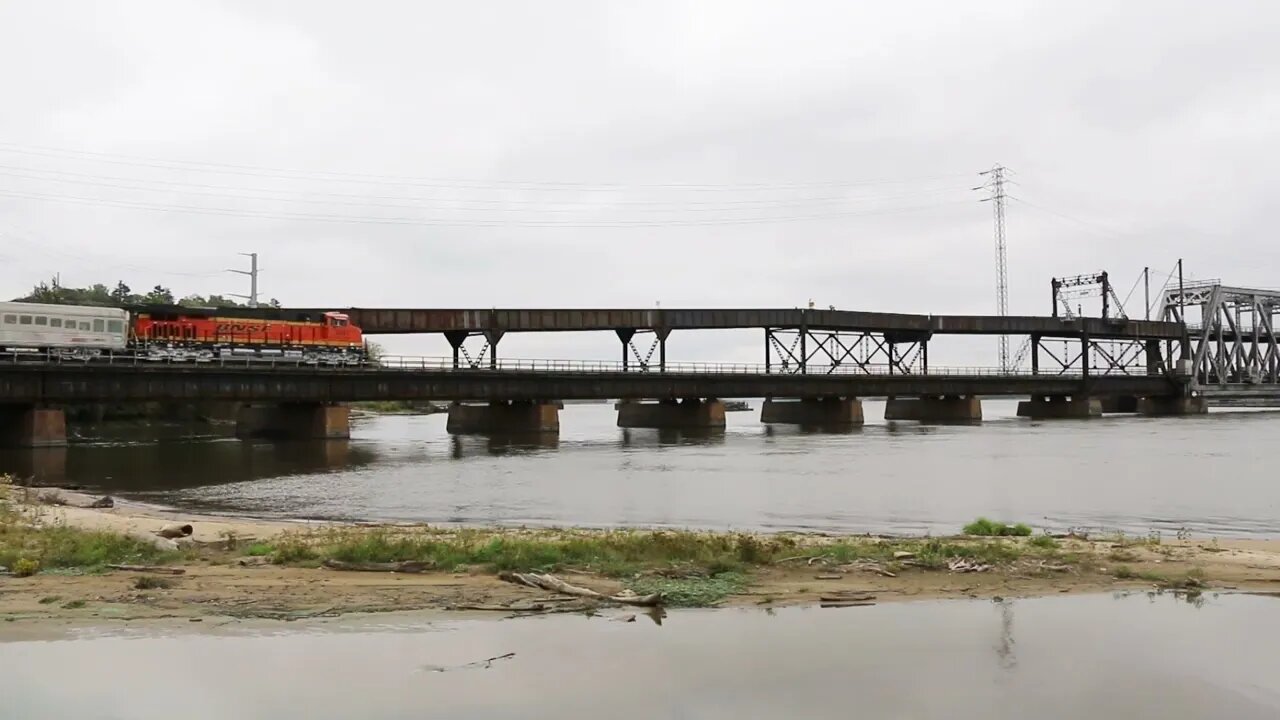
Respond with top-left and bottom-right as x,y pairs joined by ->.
4,592 -> 1279,719
1,400 -> 1277,538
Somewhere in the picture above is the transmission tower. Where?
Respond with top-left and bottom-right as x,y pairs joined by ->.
977,165 -> 1010,372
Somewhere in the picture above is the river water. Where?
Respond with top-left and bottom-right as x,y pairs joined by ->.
2,401 -> 1278,538
4,592 -> 1279,719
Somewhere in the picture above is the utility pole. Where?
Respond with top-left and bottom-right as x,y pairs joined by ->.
976,165 -> 1011,372
1143,266 -> 1150,321
227,252 -> 260,307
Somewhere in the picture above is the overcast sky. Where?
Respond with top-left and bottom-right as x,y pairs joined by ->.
1,1 -> 1276,363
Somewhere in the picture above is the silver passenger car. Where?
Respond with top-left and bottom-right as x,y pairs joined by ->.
0,302 -> 129,355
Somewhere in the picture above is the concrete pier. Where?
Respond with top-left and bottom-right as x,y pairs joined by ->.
0,406 -> 67,447
884,395 -> 982,423
760,397 -> 864,427
1100,396 -> 1139,413
616,399 -> 726,429
236,403 -> 351,440
446,401 -> 560,435
1016,395 -> 1102,419
1138,396 -> 1209,416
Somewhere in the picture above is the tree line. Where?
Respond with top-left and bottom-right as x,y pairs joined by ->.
11,278 -> 281,308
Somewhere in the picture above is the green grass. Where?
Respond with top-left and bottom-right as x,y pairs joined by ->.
1029,535 -> 1059,549
627,572 -> 747,607
266,528 -> 790,577
963,518 -> 1033,537
244,543 -> 275,557
0,485 -> 180,573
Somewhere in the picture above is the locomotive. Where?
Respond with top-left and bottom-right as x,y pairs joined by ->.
0,302 -> 366,364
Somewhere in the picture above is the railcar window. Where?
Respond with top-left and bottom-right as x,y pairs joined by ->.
50,318 -> 62,328
80,321 -> 91,331
35,316 -> 48,326
93,319 -> 105,332
19,316 -> 32,325
3,315 -> 15,324
107,320 -> 123,333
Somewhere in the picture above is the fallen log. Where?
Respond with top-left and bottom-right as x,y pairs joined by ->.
322,559 -> 433,573
498,571 -> 663,607
107,564 -> 186,575
156,523 -> 194,539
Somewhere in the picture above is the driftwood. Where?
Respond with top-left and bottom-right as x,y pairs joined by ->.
498,571 -> 663,607
107,564 -> 186,575
125,530 -> 180,552
322,559 -> 433,573
156,523 -> 194,539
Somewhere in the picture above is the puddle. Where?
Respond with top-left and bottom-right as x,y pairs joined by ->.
3,593 -> 1279,719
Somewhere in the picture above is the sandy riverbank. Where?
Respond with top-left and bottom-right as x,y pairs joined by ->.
4,487 -> 1280,625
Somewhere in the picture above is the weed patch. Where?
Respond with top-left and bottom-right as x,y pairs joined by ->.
133,576 -> 174,590
963,518 -> 1033,537
627,572 -> 747,607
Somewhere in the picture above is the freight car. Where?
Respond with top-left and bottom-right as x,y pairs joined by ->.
0,302 -> 366,364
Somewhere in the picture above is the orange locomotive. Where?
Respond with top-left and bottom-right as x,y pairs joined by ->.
128,305 -> 365,364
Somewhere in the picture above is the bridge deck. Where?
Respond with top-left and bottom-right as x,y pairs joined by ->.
0,363 -> 1178,403
301,308 -> 1183,340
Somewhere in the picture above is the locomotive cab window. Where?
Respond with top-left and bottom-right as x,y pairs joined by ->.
35,316 -> 48,326
50,318 -> 62,328
93,319 -> 105,333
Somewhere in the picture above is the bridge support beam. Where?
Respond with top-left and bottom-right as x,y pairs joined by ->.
1138,396 -> 1209,416
760,397 -> 864,427
884,395 -> 982,423
236,403 -> 350,440
1016,395 -> 1101,419
0,406 -> 67,447
446,401 -> 560,435
616,399 -> 726,429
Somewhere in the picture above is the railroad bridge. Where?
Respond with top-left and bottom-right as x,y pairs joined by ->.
3,281 -> 1278,446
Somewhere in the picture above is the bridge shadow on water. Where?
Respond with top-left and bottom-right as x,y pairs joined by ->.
448,433 -> 560,458
0,438 -> 380,493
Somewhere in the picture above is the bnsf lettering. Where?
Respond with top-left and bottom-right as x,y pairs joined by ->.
215,323 -> 277,334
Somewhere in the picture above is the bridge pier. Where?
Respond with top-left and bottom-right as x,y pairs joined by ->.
1100,396 -> 1139,413
446,401 -> 560,435
616,399 -> 726,429
236,403 -> 351,440
0,406 -> 67,447
884,395 -> 982,423
1138,396 -> 1209,416
760,397 -> 864,427
1016,395 -> 1101,419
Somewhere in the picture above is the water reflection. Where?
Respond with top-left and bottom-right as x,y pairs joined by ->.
4,593 -> 1279,719
0,439 -> 377,491
449,434 -> 560,458
618,427 -> 727,447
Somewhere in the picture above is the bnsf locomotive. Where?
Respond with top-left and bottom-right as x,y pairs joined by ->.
0,301 -> 366,364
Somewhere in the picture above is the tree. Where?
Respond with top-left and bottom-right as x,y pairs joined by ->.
110,281 -> 132,303
143,285 -> 174,304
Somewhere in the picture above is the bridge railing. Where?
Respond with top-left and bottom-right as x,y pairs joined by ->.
0,350 -> 1098,377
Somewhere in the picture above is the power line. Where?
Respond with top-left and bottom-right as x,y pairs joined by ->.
0,141 -> 971,193
0,164 -> 970,213
0,188 -> 974,228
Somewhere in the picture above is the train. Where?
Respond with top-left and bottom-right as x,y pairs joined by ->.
0,302 -> 366,364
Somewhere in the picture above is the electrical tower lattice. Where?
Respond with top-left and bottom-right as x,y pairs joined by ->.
978,165 -> 1010,373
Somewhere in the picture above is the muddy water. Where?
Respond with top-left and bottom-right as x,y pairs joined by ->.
2,401 -> 1279,537
3,593 -> 1279,719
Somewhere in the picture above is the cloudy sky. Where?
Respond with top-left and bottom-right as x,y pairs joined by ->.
0,1 -> 1276,363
